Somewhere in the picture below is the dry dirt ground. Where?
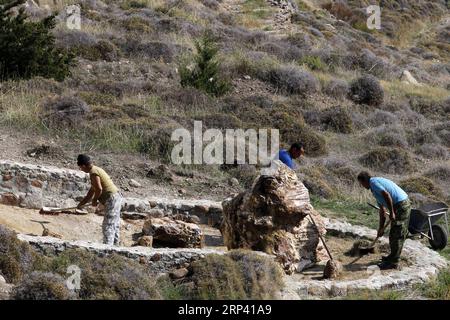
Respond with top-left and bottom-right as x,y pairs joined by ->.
293,236 -> 413,281
0,203 -> 224,248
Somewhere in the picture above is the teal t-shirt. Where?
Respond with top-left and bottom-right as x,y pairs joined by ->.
369,177 -> 408,208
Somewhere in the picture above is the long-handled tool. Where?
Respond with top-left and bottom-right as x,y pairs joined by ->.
348,203 -> 392,265
307,212 -> 341,279
39,204 -> 88,215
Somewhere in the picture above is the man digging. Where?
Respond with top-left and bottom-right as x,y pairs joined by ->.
357,171 -> 411,270
76,154 -> 123,246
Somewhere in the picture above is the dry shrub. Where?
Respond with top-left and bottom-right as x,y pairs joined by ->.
322,1 -> 354,21
270,112 -> 327,157
12,272 -> 75,300
399,176 -> 443,199
122,40 -> 175,62
36,249 -> 163,300
406,126 -> 441,146
424,165 -> 450,183
266,65 -> 319,96
226,164 -> 258,189
324,79 -> 349,100
188,250 -> 283,299
41,96 -> 90,128
139,126 -> 178,162
349,75 -> 384,106
359,147 -> 415,174
367,110 -> 397,127
0,226 -> 37,284
365,126 -> 409,149
258,41 -> 304,61
196,113 -> 242,129
301,166 -> 335,199
417,144 -> 448,160
160,86 -> 211,112
320,106 -> 353,134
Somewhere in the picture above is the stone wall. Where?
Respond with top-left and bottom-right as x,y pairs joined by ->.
0,160 -> 223,225
18,234 -> 225,273
0,160 -> 89,209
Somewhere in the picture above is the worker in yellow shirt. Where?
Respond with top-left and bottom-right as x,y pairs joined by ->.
76,154 -> 123,246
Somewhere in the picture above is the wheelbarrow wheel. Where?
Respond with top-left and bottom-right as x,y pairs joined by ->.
428,224 -> 448,250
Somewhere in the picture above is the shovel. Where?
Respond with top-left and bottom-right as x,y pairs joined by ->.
348,218 -> 391,265
307,213 -> 342,279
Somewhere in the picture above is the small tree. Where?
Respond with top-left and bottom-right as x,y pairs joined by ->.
0,0 -> 74,81
180,33 -> 230,97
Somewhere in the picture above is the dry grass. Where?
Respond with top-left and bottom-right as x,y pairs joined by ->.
382,80 -> 450,102
0,90 -> 46,132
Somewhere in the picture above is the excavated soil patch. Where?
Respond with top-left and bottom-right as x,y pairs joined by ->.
293,235 -> 412,281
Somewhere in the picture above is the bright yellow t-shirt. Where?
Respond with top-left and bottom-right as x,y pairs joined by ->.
89,165 -> 118,203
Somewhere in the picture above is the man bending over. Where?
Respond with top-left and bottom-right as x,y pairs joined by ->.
77,154 -> 123,246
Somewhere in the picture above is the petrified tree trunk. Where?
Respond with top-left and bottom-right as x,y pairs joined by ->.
220,160 -> 327,274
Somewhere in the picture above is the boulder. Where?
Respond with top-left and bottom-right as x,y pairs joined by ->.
143,217 -> 203,248
169,267 -> 189,279
129,179 -> 141,188
400,70 -> 421,86
220,160 -> 327,274
0,192 -> 20,206
136,235 -> 153,247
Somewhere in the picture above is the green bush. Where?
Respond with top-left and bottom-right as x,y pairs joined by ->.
0,0 -> 73,81
298,55 -> 327,71
421,268 -> 450,300
188,250 -> 284,299
180,33 -> 231,97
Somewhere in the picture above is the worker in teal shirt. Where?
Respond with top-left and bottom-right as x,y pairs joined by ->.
277,142 -> 305,169
357,171 -> 411,270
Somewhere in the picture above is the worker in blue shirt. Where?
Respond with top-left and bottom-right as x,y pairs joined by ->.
277,142 -> 305,169
357,171 -> 411,270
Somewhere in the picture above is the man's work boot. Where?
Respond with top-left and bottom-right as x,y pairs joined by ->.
377,260 -> 398,270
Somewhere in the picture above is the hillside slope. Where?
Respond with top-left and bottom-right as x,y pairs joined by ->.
0,0 -> 449,205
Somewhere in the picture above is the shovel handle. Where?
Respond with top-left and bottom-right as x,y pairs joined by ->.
307,213 -> 334,261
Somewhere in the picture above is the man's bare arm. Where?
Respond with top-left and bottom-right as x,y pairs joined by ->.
78,187 -> 94,208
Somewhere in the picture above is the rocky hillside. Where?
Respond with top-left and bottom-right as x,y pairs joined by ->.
0,0 -> 449,204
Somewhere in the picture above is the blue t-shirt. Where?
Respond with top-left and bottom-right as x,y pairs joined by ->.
369,177 -> 408,208
277,149 -> 294,169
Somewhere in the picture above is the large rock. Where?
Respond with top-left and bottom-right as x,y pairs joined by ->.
400,70 -> 421,86
220,161 -> 327,274
143,217 -> 204,248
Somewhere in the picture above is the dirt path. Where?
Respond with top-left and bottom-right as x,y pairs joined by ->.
220,0 -> 297,37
